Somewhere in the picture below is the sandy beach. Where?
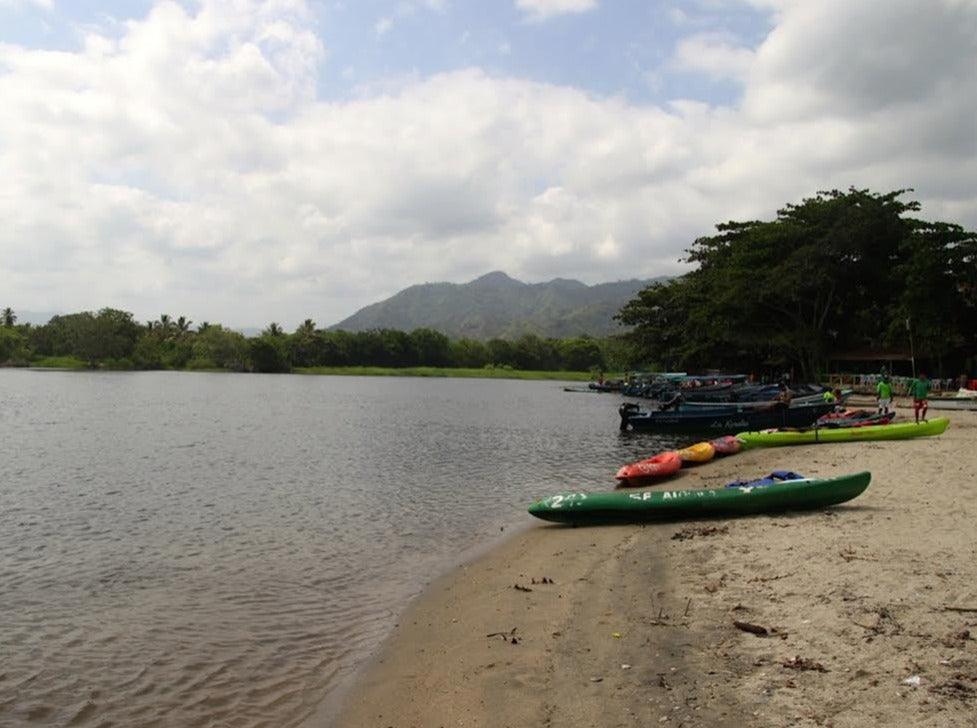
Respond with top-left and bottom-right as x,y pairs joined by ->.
337,410 -> 977,727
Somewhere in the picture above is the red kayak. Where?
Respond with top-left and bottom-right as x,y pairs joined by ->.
616,450 -> 682,486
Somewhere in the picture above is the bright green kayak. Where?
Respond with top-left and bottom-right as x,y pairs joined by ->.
527,471 -> 871,525
736,417 -> 949,449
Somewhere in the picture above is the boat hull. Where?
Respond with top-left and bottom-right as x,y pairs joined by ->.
528,472 -> 871,524
620,401 -> 837,434
737,417 -> 949,448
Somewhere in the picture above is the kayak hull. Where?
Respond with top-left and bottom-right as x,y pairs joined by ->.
528,472 -> 871,525
737,418 -> 949,448
615,450 -> 683,484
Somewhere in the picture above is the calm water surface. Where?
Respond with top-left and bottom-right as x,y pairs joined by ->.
0,370 -> 676,728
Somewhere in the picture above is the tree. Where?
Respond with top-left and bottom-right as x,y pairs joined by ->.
72,308 -> 142,366
0,327 -> 29,363
449,338 -> 490,368
2,307 -> 16,327
618,188 -> 977,379
409,328 -> 451,367
288,320 -> 322,367
192,325 -> 248,370
249,335 -> 290,373
558,337 -> 604,371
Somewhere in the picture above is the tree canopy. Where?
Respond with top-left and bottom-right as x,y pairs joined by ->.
617,188 -> 977,379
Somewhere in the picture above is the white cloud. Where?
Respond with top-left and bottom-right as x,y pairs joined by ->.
0,0 -> 53,8
375,16 -> 392,35
0,0 -> 975,329
515,0 -> 598,23
671,32 -> 754,82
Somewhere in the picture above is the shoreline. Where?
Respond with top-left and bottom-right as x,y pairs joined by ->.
336,412 -> 977,727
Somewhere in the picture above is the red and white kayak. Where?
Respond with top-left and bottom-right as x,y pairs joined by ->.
616,450 -> 682,486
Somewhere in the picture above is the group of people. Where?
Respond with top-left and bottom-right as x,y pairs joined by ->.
875,370 -> 930,424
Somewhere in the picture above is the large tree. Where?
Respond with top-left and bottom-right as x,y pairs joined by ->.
618,189 -> 977,379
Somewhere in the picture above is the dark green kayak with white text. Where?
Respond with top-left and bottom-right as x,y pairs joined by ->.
528,471 -> 871,525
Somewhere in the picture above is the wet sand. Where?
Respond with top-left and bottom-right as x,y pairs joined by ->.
338,411 -> 977,727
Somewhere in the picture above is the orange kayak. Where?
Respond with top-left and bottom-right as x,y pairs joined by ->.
616,450 -> 682,486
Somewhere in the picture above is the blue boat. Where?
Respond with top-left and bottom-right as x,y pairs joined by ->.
618,400 -> 838,434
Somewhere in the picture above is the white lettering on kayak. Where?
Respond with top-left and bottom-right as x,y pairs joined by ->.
547,493 -> 587,508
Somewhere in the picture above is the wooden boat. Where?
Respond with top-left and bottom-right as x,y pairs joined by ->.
528,471 -> 871,524
736,417 -> 949,448
615,451 -> 682,486
619,400 -> 837,434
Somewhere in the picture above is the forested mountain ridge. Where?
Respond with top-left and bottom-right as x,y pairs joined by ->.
329,271 -> 669,339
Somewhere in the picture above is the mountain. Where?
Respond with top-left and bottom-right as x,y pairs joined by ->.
328,271 -> 668,340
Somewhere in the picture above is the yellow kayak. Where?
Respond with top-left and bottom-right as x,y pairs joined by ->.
678,441 -> 716,464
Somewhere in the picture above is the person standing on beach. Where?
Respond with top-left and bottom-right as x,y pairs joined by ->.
876,376 -> 893,415
906,373 -> 930,423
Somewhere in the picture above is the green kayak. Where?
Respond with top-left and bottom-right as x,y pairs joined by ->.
527,471 -> 870,525
736,417 -> 949,449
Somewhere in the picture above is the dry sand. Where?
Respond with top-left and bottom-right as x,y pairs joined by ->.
337,411 -> 977,727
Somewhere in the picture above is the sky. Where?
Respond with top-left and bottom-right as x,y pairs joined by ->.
1,0 -> 976,330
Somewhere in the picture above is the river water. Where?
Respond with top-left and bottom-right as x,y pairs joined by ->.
0,369 -> 678,728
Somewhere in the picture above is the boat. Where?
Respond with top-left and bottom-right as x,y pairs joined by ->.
527,471 -> 871,524
678,441 -> 716,464
710,435 -> 743,455
736,417 -> 950,448
815,410 -> 895,427
615,450 -> 682,485
618,400 -> 838,434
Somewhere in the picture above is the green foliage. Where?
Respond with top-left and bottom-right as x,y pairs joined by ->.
30,355 -> 87,369
558,337 -> 605,372
249,335 -> 290,373
618,188 -> 977,378
193,325 -> 248,371
0,326 -> 30,364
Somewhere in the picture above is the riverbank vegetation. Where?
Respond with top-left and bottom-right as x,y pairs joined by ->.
0,307 -> 625,377
4,188 -> 975,380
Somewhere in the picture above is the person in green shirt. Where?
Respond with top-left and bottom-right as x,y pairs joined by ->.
876,376 -> 893,415
906,373 -> 931,423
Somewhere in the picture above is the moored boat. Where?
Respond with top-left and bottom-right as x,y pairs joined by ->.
737,417 -> 949,448
528,471 -> 871,524
619,400 -> 837,434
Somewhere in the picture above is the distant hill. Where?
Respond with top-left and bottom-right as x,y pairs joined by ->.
328,271 -> 668,340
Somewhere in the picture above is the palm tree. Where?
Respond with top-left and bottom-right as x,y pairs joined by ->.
156,314 -> 173,340
264,322 -> 284,337
175,316 -> 193,336
1,307 -> 16,327
295,319 -> 317,336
